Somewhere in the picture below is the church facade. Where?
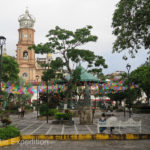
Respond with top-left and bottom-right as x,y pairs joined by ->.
16,9 -> 52,83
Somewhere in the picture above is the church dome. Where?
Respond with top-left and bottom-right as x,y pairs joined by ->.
18,8 -> 35,29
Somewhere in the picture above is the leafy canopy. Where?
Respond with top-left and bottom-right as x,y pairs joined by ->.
112,0 -> 150,57
2,56 -> 19,83
130,64 -> 150,100
30,25 -> 107,82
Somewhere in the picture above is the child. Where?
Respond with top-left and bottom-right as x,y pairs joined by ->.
99,113 -> 106,133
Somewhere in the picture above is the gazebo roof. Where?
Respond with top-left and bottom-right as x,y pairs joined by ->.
65,65 -> 99,82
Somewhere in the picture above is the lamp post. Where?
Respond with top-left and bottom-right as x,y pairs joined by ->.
0,36 -> 6,100
36,75 -> 39,118
126,63 -> 131,118
46,59 -> 50,123
146,56 -> 150,66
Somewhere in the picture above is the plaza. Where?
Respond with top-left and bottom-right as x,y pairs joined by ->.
0,111 -> 150,150
0,0 -> 150,149
7,111 -> 150,135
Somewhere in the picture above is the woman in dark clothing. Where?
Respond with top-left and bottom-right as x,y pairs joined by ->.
21,106 -> 25,118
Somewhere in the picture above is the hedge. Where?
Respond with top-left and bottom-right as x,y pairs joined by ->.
0,126 -> 20,140
39,104 -> 58,116
55,112 -> 72,120
133,104 -> 150,113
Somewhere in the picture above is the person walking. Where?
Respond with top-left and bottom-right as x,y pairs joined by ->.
21,106 -> 25,118
18,107 -> 21,118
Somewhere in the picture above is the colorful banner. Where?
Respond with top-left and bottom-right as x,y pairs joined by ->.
1,80 -> 139,95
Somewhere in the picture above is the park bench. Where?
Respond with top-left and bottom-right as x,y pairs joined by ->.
97,118 -> 142,133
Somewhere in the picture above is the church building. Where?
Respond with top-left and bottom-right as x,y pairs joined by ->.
16,9 -> 52,83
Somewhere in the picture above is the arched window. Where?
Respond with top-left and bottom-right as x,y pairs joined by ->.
22,72 -> 28,77
30,34 -> 32,41
20,32 -> 23,41
23,51 -> 28,59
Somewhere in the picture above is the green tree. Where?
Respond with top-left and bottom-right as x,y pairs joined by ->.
112,0 -> 150,57
13,77 -> 32,106
107,72 -> 141,109
108,89 -> 140,109
108,91 -> 127,108
2,56 -> 19,83
30,26 -> 107,101
130,64 -> 150,103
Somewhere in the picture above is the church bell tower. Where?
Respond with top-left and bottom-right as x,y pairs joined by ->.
16,8 -> 36,83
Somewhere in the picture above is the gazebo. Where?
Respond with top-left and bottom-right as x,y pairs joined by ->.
56,65 -> 102,124
65,64 -> 100,83
62,65 -> 101,108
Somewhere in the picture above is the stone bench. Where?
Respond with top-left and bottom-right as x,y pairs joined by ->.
97,118 -> 142,133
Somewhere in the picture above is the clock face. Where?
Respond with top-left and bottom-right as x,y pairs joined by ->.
24,34 -> 28,38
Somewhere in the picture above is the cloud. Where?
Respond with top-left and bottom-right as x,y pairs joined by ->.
0,0 -> 148,74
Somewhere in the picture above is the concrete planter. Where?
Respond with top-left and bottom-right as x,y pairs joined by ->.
52,120 -> 74,125
38,116 -> 55,120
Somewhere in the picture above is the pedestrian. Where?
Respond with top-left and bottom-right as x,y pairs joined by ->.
18,107 -> 21,118
92,108 -> 95,119
99,113 -> 106,133
110,105 -> 113,112
105,103 -> 109,112
21,106 -> 25,118
107,114 -> 117,134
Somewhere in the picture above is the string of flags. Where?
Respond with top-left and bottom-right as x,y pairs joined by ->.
1,80 -> 139,95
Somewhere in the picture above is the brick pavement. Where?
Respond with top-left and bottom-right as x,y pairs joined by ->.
7,111 -> 150,135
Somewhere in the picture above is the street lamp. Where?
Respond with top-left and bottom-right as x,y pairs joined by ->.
46,59 -> 50,123
146,56 -> 150,66
36,75 -> 39,118
0,36 -> 6,98
126,63 -> 131,118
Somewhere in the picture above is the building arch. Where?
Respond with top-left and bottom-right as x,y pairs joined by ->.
23,50 -> 28,59
22,72 -> 28,77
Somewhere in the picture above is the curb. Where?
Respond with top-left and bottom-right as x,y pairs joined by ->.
0,134 -> 150,147
0,137 -> 20,147
22,134 -> 150,140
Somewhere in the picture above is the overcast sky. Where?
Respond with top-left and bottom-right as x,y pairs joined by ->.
0,0 -> 148,74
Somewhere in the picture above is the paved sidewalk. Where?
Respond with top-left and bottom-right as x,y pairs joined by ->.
7,110 -> 150,135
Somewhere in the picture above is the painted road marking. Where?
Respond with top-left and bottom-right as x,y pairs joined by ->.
46,125 -> 53,135
30,122 -> 46,134
61,125 -> 64,135
74,124 -> 78,134
85,125 -> 93,134
21,122 -> 38,132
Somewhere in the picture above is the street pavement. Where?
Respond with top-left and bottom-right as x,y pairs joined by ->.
1,140 -> 150,150
6,110 -> 150,135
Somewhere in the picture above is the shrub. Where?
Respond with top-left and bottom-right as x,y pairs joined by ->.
25,104 -> 33,110
32,101 -> 38,107
0,108 -> 3,115
1,118 -> 11,127
133,104 -> 150,113
48,109 -> 58,116
55,112 -> 72,120
0,126 -> 20,140
39,104 -> 47,116
116,107 -> 124,112
39,104 -> 58,116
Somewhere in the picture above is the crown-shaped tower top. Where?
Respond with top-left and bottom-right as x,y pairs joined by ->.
18,8 -> 35,29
